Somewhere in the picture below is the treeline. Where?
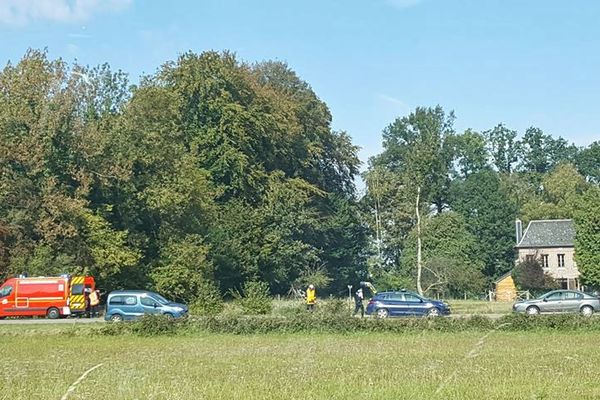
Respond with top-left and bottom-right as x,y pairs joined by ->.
1,50 -> 599,301
363,106 -> 600,296
0,50 -> 367,300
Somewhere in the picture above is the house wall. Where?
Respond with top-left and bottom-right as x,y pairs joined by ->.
517,247 -> 579,281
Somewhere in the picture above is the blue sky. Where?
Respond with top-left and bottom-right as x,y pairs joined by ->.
2,0 -> 600,174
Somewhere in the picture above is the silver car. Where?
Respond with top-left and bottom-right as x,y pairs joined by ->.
513,290 -> 600,316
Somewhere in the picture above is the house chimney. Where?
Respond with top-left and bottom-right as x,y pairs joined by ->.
515,219 -> 522,244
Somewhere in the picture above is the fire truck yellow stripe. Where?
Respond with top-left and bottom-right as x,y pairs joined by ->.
71,276 -> 84,285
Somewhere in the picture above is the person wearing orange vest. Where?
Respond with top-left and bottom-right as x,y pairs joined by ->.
89,289 -> 100,318
306,284 -> 316,312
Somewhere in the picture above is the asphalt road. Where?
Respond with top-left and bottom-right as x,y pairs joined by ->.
0,317 -> 105,324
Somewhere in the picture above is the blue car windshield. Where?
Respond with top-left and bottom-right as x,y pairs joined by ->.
150,294 -> 170,305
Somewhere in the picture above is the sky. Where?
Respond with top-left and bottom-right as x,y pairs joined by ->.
2,0 -> 600,177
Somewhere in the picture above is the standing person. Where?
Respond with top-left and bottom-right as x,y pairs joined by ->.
84,287 -> 92,318
89,288 -> 100,318
353,288 -> 364,317
306,284 -> 316,312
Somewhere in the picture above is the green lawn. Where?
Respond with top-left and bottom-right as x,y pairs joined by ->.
1,325 -> 599,400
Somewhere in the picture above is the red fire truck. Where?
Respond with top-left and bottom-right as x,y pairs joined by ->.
0,275 -> 96,319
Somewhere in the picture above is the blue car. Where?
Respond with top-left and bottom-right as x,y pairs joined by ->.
366,290 -> 451,318
104,290 -> 188,322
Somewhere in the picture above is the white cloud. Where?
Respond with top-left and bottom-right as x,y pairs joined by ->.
378,93 -> 410,110
386,0 -> 426,9
0,0 -> 132,26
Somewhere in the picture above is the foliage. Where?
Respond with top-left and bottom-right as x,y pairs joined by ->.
512,258 -> 558,293
232,281 -> 273,315
448,170 -> 518,277
574,188 -> 600,287
95,313 -> 600,337
401,212 -> 486,296
295,264 -> 333,290
150,235 -> 213,303
520,163 -> 588,222
189,280 -> 224,316
0,49 -> 367,296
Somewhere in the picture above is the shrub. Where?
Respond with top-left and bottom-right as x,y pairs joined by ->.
231,281 -> 273,315
512,259 -> 558,294
129,315 -> 181,336
189,280 -> 224,316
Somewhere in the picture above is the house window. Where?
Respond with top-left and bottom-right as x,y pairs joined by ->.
525,255 -> 535,263
558,254 -> 565,268
541,254 -> 549,268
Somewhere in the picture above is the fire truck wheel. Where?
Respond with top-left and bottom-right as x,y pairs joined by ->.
47,308 -> 60,319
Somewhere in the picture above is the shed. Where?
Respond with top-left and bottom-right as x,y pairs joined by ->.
494,272 -> 517,302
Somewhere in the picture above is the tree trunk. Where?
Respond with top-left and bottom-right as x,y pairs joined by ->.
416,186 -> 424,296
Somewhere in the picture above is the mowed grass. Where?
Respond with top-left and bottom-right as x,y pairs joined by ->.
1,326 -> 599,400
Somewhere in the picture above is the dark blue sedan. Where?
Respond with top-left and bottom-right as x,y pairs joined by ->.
366,290 -> 451,318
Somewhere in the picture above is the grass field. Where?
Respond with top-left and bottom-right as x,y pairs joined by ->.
1,324 -> 599,400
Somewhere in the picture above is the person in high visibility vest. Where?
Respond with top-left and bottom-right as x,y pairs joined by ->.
89,289 -> 100,318
306,284 -> 316,312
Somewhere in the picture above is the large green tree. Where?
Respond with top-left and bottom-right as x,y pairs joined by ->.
574,188 -> 600,288
448,169 -> 518,277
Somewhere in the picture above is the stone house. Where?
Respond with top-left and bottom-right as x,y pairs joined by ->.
515,219 -> 579,290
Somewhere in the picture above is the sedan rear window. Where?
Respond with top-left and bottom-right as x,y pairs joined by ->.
564,292 -> 582,300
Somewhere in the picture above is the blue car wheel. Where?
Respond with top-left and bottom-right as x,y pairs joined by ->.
427,307 -> 441,317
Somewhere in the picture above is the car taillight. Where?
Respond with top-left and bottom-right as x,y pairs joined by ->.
368,299 -> 375,305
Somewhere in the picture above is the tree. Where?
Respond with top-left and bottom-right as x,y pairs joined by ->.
367,106 -> 455,294
576,141 -> 600,183
512,258 -> 558,294
518,127 -> 578,174
484,124 -> 519,173
449,170 -> 518,277
520,163 -> 588,222
449,129 -> 489,178
574,188 -> 600,288
401,212 -> 486,297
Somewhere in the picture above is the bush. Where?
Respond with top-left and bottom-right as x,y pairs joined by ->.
189,280 -> 224,316
512,259 -> 558,294
232,281 -> 273,315
98,314 -> 183,336
91,310 -> 600,337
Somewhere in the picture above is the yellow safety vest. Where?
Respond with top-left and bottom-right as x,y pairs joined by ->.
306,288 -> 316,305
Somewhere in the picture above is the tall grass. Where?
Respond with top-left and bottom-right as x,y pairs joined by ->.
1,328 -> 600,399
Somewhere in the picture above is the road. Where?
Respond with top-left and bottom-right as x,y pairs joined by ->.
0,317 -> 105,325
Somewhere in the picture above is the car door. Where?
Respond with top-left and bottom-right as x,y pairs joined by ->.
402,293 -> 427,316
122,295 -> 143,319
140,295 -> 161,315
541,291 -> 564,313
561,291 -> 583,313
385,293 -> 405,316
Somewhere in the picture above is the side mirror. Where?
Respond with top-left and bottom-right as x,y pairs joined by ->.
542,298 -> 548,302
153,303 -> 158,308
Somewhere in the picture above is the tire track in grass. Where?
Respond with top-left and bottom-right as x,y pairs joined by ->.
435,322 -> 511,395
60,363 -> 104,400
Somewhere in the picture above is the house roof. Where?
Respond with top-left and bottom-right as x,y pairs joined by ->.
493,271 -> 512,284
516,219 -> 575,248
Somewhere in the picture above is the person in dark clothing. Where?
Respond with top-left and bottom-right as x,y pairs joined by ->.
353,288 -> 364,317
